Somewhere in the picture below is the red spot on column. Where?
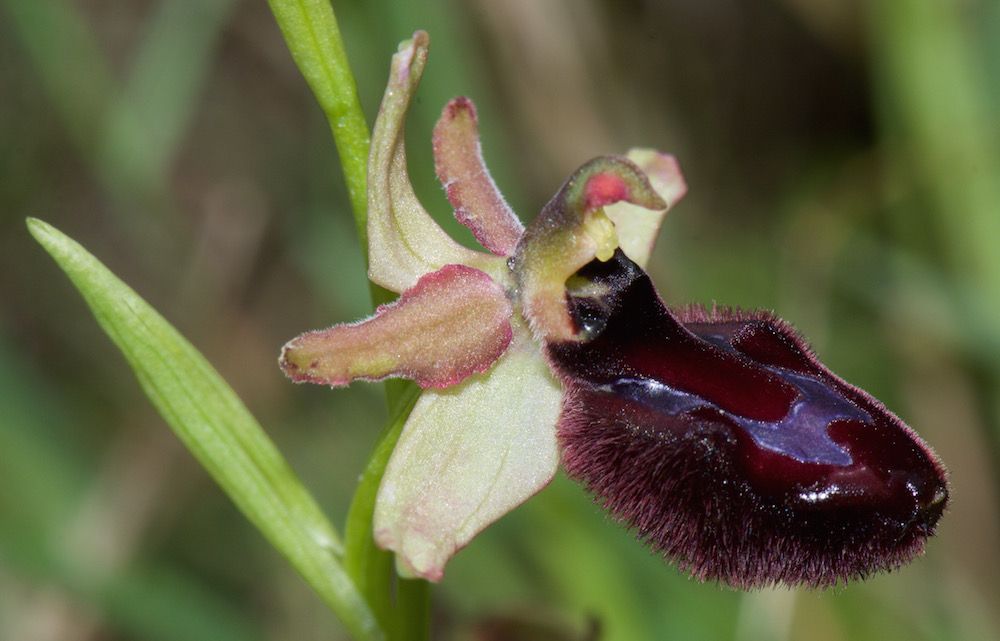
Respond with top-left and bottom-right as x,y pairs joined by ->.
584,172 -> 630,209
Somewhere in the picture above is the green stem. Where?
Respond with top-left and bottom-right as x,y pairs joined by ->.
395,579 -> 431,641
266,0 -> 370,250
267,0 -> 397,308
265,4 -> 430,637
344,385 -> 421,631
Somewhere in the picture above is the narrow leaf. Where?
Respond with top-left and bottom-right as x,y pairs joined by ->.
27,219 -> 382,641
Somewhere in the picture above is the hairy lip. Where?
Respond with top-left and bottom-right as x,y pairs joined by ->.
546,250 -> 949,587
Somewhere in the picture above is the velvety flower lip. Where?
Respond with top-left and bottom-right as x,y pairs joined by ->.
549,251 -> 949,587
279,30 -> 947,586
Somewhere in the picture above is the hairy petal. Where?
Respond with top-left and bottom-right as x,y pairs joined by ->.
280,265 -> 512,389
605,149 -> 687,268
373,327 -> 562,581
433,97 -> 524,256
513,156 -> 666,341
367,31 -> 502,293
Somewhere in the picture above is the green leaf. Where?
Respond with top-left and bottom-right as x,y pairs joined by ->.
27,218 -> 383,641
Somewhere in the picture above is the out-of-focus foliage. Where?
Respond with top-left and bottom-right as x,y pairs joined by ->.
1,1 -> 998,640
28,218 -> 379,640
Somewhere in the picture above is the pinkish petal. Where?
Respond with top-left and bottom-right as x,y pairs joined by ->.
374,327 -> 562,581
433,97 -> 524,256
367,32 -> 504,293
280,265 -> 512,389
605,149 -> 688,267
512,156 -> 666,341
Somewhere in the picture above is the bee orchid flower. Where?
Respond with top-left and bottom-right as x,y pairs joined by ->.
280,31 -> 947,587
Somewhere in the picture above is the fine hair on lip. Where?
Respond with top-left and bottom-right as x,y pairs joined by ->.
548,251 -> 948,588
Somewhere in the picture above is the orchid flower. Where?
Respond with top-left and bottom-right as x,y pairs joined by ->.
280,32 -> 948,587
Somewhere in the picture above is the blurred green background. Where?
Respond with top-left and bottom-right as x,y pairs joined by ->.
2,0 -> 999,639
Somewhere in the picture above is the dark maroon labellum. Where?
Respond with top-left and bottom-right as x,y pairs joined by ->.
548,251 -> 948,587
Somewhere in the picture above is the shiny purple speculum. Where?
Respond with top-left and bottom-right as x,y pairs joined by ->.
607,362 -> 867,466
548,251 -> 948,587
